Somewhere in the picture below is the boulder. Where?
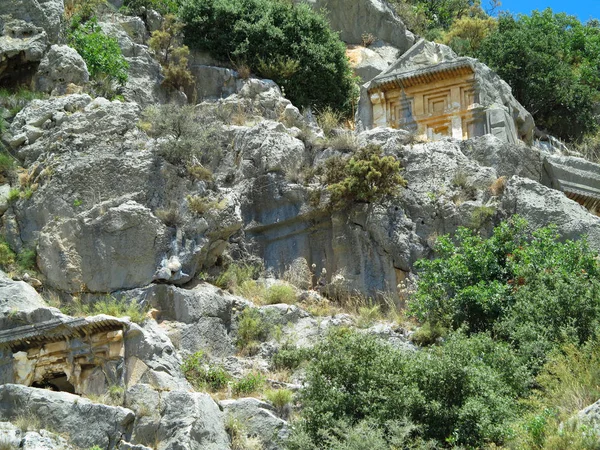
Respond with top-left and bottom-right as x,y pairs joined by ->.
575,398 -> 600,436
0,384 -> 134,450
0,20 -> 48,87
126,384 -> 230,450
124,321 -> 189,390
0,270 -> 47,314
37,200 -> 171,293
0,0 -> 63,43
297,0 -> 415,52
0,421 -> 75,450
34,44 -> 89,94
346,42 -> 400,83
502,176 -> 600,251
221,397 -> 289,450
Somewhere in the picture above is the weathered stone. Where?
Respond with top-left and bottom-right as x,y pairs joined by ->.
221,397 -> 289,450
0,421 -> 75,450
502,176 -> 600,252
126,384 -> 229,450
297,0 -> 415,51
346,42 -> 400,83
34,44 -> 89,94
357,39 -> 534,145
0,0 -> 63,43
0,270 -> 47,314
38,200 -> 171,293
0,384 -> 134,450
124,321 -> 189,390
0,20 -> 48,87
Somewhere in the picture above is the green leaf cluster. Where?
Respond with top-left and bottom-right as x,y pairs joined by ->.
325,145 -> 407,209
476,9 -> 600,141
68,17 -> 129,86
179,0 -> 357,112
410,216 -> 600,370
292,328 -> 529,448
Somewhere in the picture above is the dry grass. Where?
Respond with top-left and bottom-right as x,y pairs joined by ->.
489,176 -> 507,196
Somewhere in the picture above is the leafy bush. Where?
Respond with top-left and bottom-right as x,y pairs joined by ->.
0,87 -> 47,117
179,0 -> 357,112
0,152 -> 14,183
236,308 -> 270,352
442,15 -> 496,55
141,104 -> 222,166
325,145 -> 407,209
68,17 -> 129,87
410,216 -> 600,370
264,284 -> 296,305
294,328 -> 528,448
271,345 -> 312,371
265,388 -> 293,418
0,239 -> 16,269
215,263 -> 261,291
476,9 -> 600,141
148,14 -> 195,97
182,351 -> 232,391
232,371 -> 265,396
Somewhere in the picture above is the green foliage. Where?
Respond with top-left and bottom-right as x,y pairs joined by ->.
182,351 -> 232,391
216,263 -> 261,291
0,87 -> 47,117
294,328 -> 529,448
141,104 -> 222,166
7,189 -> 20,203
236,308 -> 270,352
0,152 -> 15,183
0,239 -> 16,269
148,14 -> 195,97
442,15 -> 496,55
264,284 -> 296,305
325,145 -> 407,209
16,248 -> 36,272
316,107 -> 343,138
232,371 -> 265,396
68,17 -> 129,86
410,216 -> 600,371
265,388 -> 293,417
271,345 -> 312,371
476,9 -> 600,141
61,296 -> 147,323
179,0 -> 357,112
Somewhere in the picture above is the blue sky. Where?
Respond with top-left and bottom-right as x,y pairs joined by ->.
495,0 -> 600,22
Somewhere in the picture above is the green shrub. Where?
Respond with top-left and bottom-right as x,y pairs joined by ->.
410,216 -> 600,372
264,284 -> 296,305
476,9 -> 600,141
0,239 -> 16,269
68,17 -> 129,86
271,345 -> 311,371
182,351 -> 232,391
0,152 -> 15,182
0,88 -> 47,117
7,189 -> 19,203
294,328 -> 528,448
141,104 -> 222,166
326,145 -> 407,209
179,0 -> 357,112
265,388 -> 293,417
215,263 -> 261,291
62,296 -> 147,323
232,371 -> 265,396
16,248 -> 36,272
236,308 -> 270,352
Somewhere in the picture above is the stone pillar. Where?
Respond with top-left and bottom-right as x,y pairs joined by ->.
369,91 -> 387,128
451,116 -> 463,140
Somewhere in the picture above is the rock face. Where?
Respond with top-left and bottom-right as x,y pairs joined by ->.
0,270 -> 47,313
0,20 -> 48,87
298,0 -> 415,52
0,0 -> 63,44
5,95 -> 242,294
0,421 -> 75,450
126,383 -> 230,450
34,44 -> 89,94
347,42 -> 400,83
221,398 -> 289,450
0,384 -> 135,449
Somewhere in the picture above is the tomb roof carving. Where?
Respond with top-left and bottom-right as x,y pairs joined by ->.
0,315 -> 128,350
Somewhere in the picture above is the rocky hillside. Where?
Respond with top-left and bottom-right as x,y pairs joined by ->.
1,0 -> 600,449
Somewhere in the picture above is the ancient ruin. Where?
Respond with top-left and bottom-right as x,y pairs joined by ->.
357,40 -> 534,145
0,315 -> 127,395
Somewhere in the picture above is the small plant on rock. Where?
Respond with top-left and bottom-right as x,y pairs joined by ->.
232,371 -> 266,396
236,308 -> 270,354
326,145 -> 407,209
264,388 -> 293,419
264,284 -> 296,305
182,351 -> 232,392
